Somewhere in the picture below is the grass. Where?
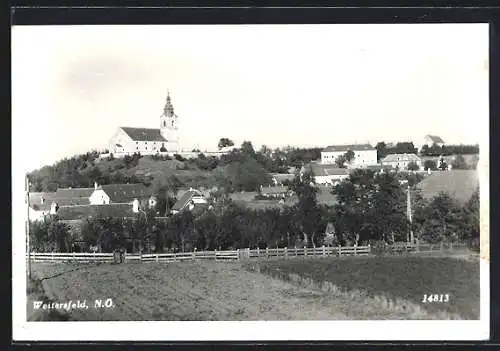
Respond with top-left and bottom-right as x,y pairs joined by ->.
26,276 -> 70,321
27,255 -> 479,321
244,255 -> 480,319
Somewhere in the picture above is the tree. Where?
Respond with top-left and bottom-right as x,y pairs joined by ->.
451,155 -> 468,170
423,160 -> 437,171
407,162 -> 420,171
335,154 -> 347,168
47,221 -> 71,252
290,169 -> 322,247
419,192 -> 462,243
376,142 -> 388,161
345,150 -> 355,163
240,141 -> 256,158
218,138 -> 235,149
438,157 -> 448,171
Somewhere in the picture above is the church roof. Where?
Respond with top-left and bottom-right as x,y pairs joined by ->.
120,127 -> 167,142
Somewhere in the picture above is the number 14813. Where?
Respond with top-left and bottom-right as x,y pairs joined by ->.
422,294 -> 450,303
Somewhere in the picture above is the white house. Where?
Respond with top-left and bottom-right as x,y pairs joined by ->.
171,188 -> 208,215
107,92 -> 179,157
321,144 -> 378,168
301,163 -> 350,186
415,135 -> 445,151
381,153 -> 422,170
89,182 -> 111,205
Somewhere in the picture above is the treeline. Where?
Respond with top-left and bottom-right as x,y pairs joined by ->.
330,169 -> 479,246
29,170 -> 479,253
27,141 -> 324,193
28,151 -> 149,192
421,144 -> 479,157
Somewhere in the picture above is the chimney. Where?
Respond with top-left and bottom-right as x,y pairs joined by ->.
94,181 -> 98,190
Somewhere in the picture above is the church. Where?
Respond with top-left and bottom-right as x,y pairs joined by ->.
108,92 -> 180,157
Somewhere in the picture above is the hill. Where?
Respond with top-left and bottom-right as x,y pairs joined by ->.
415,170 -> 479,204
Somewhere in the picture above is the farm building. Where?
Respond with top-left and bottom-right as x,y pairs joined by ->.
320,144 -> 378,167
171,188 -> 209,215
270,173 -> 295,185
415,170 -> 479,204
259,185 -> 291,199
381,153 -> 423,170
302,162 -> 350,185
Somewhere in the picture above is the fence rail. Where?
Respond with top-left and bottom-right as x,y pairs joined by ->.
27,242 -> 469,263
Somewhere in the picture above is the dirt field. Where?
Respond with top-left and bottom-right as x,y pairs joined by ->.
28,256 -> 479,321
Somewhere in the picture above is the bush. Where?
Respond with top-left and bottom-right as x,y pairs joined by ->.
423,160 -> 437,171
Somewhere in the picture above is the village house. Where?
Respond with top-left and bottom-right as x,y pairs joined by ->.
270,173 -> 295,185
301,162 -> 350,186
171,188 -> 209,215
381,153 -> 423,170
259,185 -> 291,199
415,135 -> 445,151
321,144 -> 378,168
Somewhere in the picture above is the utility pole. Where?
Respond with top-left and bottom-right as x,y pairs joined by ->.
25,176 -> 31,279
407,185 -> 414,244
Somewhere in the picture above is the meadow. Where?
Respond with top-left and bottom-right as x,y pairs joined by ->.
245,255 -> 480,319
27,253 -> 479,321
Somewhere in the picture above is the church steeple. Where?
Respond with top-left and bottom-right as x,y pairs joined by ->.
163,91 -> 175,117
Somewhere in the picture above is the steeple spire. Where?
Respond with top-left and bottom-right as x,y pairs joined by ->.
164,90 -> 174,117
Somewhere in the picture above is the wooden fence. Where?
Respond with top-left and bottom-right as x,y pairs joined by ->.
27,242 -> 468,264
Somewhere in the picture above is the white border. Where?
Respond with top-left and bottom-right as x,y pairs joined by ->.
12,23 -> 490,341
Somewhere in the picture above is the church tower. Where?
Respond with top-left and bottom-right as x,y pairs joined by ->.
160,91 -> 179,152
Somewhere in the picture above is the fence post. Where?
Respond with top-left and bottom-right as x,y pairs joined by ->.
214,249 -> 217,262
140,251 -> 143,262
304,246 -> 307,257
174,252 -> 177,262
156,253 -> 159,263
338,245 -> 342,256
354,245 -> 357,256
266,247 -> 269,260
247,248 -> 250,259
257,247 -> 260,258
322,245 -> 326,257
73,251 -> 76,261
193,248 -> 197,261
368,244 -> 371,254
284,247 -> 288,259
237,248 -> 240,261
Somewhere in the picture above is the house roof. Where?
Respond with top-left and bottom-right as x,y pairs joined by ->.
261,186 -> 289,195
322,144 -> 375,152
172,189 -> 204,211
415,170 -> 479,204
100,183 -> 152,203
271,173 -> 296,182
120,127 -> 167,142
56,188 -> 94,199
382,153 -> 422,163
306,163 -> 350,177
55,203 -> 135,221
29,192 -> 58,210
425,135 -> 445,144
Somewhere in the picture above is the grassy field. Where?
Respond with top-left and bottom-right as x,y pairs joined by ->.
28,254 -> 479,321
245,255 -> 480,319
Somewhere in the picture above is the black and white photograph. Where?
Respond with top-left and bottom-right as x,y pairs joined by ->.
12,23 -> 489,341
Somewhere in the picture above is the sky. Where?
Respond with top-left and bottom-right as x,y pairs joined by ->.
12,24 -> 489,172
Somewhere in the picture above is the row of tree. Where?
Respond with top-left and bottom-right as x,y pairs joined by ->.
29,168 -> 479,253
